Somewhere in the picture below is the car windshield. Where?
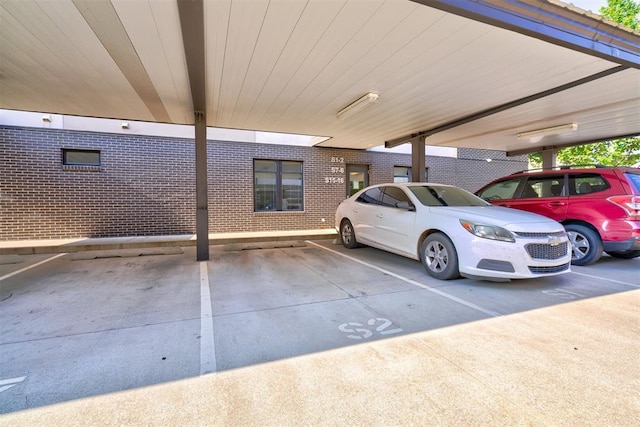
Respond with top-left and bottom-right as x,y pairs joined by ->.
409,185 -> 489,207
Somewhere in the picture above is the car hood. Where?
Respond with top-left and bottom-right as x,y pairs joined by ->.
429,205 -> 563,232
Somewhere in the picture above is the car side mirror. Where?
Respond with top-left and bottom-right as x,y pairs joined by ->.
396,201 -> 415,211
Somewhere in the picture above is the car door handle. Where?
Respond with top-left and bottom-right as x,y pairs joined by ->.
376,214 -> 384,218
548,202 -> 566,207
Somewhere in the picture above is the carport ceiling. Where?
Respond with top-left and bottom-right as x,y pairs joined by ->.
1,0 -> 639,154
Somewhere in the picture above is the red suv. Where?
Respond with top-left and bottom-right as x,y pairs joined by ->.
476,166 -> 640,265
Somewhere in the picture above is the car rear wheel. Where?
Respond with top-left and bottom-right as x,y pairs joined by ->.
340,219 -> 359,249
420,233 -> 460,280
605,250 -> 640,260
565,224 -> 603,266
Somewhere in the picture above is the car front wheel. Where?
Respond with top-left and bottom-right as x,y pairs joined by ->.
340,219 -> 359,249
565,224 -> 603,266
420,233 -> 460,280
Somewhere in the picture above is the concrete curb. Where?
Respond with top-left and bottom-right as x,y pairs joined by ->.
0,230 -> 338,255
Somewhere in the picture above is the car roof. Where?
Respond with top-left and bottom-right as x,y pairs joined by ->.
369,182 -> 457,189
508,165 -> 639,176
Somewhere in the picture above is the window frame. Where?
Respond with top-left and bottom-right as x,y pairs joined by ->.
380,186 -> 412,208
253,159 -> 304,212
568,172 -> 610,196
477,177 -> 522,201
356,187 -> 383,205
62,148 -> 101,166
393,166 -> 429,183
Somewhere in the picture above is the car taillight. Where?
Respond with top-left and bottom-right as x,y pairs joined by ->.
608,195 -> 640,220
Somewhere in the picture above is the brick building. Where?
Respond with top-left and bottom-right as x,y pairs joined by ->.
0,111 -> 527,240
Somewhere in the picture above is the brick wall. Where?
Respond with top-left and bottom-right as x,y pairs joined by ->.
0,126 -> 527,239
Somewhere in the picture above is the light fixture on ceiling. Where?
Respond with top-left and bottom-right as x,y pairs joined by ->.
42,114 -> 51,122
517,123 -> 578,141
121,122 -> 129,129
336,92 -> 379,120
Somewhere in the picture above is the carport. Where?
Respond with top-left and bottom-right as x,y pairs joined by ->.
2,2 -> 640,421
2,0 -> 639,261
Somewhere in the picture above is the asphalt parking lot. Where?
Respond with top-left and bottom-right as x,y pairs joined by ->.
1,239 -> 639,425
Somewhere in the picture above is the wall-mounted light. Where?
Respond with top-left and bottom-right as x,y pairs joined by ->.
42,115 -> 51,122
517,123 -> 578,141
336,92 -> 379,121
121,122 -> 129,129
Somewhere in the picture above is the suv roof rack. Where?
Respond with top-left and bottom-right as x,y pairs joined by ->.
510,164 -> 610,174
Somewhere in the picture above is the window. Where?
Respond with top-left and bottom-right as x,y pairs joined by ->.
624,172 -> 640,192
62,149 -> 100,166
254,160 -> 303,211
393,166 -> 428,183
569,173 -> 609,195
347,164 -> 369,196
381,186 -> 411,207
356,187 -> 382,204
477,178 -> 521,200
394,167 -> 411,183
410,185 -> 487,207
523,175 -> 564,198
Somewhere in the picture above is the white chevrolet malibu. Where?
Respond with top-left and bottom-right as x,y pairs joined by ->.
335,183 -> 571,281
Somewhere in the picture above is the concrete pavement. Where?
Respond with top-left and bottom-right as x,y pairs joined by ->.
2,288 -> 638,425
1,237 -> 638,425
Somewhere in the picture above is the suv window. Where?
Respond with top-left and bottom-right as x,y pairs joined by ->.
569,173 -> 609,195
380,186 -> 411,207
477,178 -> 521,200
356,187 -> 382,204
624,172 -> 640,193
523,175 -> 564,198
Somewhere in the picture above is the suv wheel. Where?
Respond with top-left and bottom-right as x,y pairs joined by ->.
565,224 -> 603,266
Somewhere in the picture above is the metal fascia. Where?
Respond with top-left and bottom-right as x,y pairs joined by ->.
410,0 -> 640,69
506,132 -> 640,156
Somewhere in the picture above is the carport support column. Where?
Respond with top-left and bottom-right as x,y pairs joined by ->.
542,149 -> 557,169
411,135 -> 427,182
195,111 -> 209,261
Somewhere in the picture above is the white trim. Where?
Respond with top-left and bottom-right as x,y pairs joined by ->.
0,109 -> 327,147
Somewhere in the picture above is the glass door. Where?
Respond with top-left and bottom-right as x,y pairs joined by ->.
346,164 -> 369,197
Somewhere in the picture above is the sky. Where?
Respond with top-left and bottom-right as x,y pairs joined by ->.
568,0 -> 608,13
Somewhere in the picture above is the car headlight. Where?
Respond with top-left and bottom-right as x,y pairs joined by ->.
459,220 -> 515,243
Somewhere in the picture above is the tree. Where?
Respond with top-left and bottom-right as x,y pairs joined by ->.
529,137 -> 640,168
600,0 -> 640,30
530,0 -> 640,168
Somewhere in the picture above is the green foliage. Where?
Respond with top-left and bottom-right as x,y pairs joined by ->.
529,137 -> 640,168
529,1 -> 640,169
600,0 -> 640,30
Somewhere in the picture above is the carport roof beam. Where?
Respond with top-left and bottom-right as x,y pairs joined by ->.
385,65 -> 627,149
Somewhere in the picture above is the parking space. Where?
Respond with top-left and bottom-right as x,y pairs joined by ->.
1,240 -> 638,422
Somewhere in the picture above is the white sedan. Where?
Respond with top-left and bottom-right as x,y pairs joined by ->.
335,183 -> 571,281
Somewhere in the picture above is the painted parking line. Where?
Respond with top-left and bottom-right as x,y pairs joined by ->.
0,376 -> 26,393
0,253 -> 67,282
200,261 -> 216,375
305,241 -> 502,317
570,270 -> 640,288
